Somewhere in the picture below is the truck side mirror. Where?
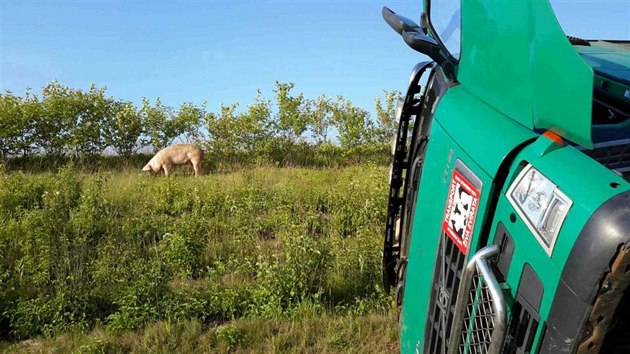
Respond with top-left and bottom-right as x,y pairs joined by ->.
402,30 -> 438,53
382,7 -> 450,67
382,6 -> 421,34
402,31 -> 447,66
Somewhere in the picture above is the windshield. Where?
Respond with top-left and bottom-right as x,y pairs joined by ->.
429,1 -> 461,60
549,0 -> 628,40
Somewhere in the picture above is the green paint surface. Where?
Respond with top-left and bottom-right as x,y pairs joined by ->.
397,1 -> 630,352
577,41 -> 630,85
456,0 -> 594,147
483,136 -> 630,351
399,83 -> 535,352
398,72 -> 630,354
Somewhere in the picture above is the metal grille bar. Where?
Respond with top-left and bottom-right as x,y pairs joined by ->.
424,233 -> 468,354
447,245 -> 507,354
580,141 -> 630,180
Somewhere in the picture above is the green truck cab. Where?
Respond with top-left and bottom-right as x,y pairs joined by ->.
381,1 -> 630,353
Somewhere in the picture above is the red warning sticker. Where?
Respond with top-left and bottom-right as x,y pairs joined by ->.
442,169 -> 480,255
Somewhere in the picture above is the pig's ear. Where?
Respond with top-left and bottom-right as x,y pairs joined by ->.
142,165 -> 151,171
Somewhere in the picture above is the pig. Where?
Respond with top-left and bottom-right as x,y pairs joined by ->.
142,144 -> 204,177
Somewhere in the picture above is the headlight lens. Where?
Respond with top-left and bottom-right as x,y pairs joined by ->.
507,165 -> 572,255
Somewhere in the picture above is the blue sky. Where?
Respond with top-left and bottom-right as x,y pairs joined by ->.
1,1 -> 628,116
1,1 -> 422,115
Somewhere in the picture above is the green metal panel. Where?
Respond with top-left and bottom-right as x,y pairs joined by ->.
399,1 -> 630,353
399,116 -> 492,353
399,83 -> 630,352
434,85 -> 537,177
399,84 -> 536,353
483,136 -> 630,351
577,41 -> 630,85
504,136 -> 630,268
485,195 -> 562,351
428,0 -> 595,148
529,0 -> 594,148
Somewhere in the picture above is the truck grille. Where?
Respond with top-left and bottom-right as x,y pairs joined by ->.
581,140 -> 630,179
459,271 -> 497,353
424,233 -> 467,354
448,245 -> 507,354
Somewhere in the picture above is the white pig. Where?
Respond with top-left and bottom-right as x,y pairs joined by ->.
142,144 -> 204,177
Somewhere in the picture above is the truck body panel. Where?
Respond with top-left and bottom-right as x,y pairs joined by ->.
383,1 -> 630,353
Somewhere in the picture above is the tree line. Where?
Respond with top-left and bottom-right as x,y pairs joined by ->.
0,81 -> 400,164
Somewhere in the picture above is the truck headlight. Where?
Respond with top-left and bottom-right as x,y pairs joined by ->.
507,164 -> 572,255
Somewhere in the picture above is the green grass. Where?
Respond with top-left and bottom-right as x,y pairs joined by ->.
2,313 -> 399,353
0,165 -> 398,352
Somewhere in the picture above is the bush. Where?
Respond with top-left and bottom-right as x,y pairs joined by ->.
1,81 -> 396,171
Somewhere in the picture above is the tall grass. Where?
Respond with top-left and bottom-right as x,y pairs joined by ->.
2,313 -> 399,353
0,165 -> 396,351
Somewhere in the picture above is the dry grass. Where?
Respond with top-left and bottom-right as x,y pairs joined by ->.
3,312 -> 399,353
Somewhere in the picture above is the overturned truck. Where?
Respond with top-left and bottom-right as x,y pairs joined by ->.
381,1 -> 630,353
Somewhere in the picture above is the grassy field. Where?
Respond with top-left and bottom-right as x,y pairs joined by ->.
0,165 -> 398,352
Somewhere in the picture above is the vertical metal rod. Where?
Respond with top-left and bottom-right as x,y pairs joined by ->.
447,245 -> 506,354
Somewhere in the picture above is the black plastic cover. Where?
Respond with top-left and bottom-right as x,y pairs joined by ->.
519,264 -> 543,313
559,191 -> 630,303
493,223 -> 515,283
505,265 -> 543,354
382,7 -> 420,35
539,190 -> 630,353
